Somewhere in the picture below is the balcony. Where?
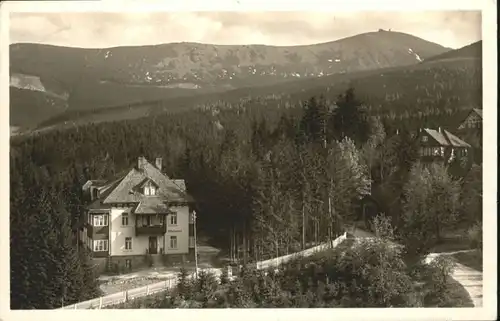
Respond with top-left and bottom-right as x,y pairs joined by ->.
86,224 -> 109,237
135,224 -> 166,236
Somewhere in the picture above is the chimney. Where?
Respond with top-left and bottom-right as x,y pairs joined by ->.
438,127 -> 442,133
137,156 -> 145,169
155,157 -> 163,171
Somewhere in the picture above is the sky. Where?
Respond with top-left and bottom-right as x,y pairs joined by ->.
9,11 -> 481,49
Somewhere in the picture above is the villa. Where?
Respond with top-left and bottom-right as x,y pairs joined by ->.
79,156 -> 196,272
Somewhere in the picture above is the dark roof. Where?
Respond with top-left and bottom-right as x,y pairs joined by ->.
472,108 -> 483,118
422,128 -> 471,148
443,130 -> 471,147
87,199 -> 112,211
101,158 -> 193,204
423,128 -> 449,145
134,199 -> 173,214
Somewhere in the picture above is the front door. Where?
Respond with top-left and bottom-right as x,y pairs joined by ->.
148,236 -> 157,254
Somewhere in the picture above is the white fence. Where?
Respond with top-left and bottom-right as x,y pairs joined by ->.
256,232 -> 347,270
59,232 -> 347,310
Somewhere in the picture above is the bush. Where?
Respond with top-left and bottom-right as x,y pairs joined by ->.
467,222 -> 482,250
422,255 -> 456,306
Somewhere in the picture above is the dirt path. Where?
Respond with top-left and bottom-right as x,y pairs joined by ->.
449,262 -> 483,307
426,252 -> 483,307
349,227 -> 483,307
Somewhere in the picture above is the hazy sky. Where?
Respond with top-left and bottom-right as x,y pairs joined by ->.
9,11 -> 481,49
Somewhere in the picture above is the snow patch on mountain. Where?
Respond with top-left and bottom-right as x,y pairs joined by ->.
10,73 -> 69,100
10,73 -> 46,92
408,48 -> 422,62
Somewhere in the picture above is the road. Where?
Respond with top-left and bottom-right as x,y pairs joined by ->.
426,251 -> 483,307
351,227 -> 484,308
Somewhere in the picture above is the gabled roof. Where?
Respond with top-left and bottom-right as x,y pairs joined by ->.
134,199 -> 173,214
101,158 -> 193,204
423,129 -> 449,146
443,130 -> 471,148
472,108 -> 483,118
138,178 -> 160,189
82,179 -> 107,191
422,128 -> 471,148
172,179 -> 186,191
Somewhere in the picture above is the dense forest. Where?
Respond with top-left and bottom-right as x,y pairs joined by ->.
10,86 -> 482,309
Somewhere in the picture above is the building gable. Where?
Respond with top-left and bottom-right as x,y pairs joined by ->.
420,129 -> 449,146
99,157 -> 193,205
458,109 -> 482,129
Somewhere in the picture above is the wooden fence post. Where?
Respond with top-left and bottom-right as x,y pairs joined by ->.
168,278 -> 172,288
146,285 -> 149,295
99,297 -> 103,309
74,303 -> 77,309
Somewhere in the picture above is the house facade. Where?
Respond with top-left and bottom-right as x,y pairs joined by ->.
457,108 -> 482,164
79,156 -> 195,271
458,108 -> 482,130
416,127 -> 472,166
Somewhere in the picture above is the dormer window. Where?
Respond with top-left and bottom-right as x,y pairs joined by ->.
143,180 -> 157,196
421,135 -> 428,142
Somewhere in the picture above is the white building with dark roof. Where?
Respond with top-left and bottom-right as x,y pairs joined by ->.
79,156 -> 195,272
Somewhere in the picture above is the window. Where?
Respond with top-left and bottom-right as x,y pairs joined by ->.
125,259 -> 132,270
170,213 -> 178,225
122,213 -> 129,226
144,182 -> 157,196
159,215 -> 164,225
421,135 -> 428,142
432,147 -> 441,156
93,214 -> 108,226
420,147 -> 434,157
169,236 -> 178,249
125,237 -> 132,250
189,236 -> 195,248
93,240 -> 108,252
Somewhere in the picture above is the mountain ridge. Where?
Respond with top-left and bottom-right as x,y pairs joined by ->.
10,30 -> 452,129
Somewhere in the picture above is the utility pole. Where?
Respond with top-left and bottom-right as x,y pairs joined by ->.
193,210 -> 198,279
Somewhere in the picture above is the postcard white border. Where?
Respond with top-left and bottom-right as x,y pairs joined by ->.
0,1 -> 496,321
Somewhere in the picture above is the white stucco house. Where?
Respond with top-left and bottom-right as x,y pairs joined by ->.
79,156 -> 195,271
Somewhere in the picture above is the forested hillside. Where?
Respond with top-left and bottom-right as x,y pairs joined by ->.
10,84 -> 482,308
10,30 -> 454,130
32,54 -> 481,132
